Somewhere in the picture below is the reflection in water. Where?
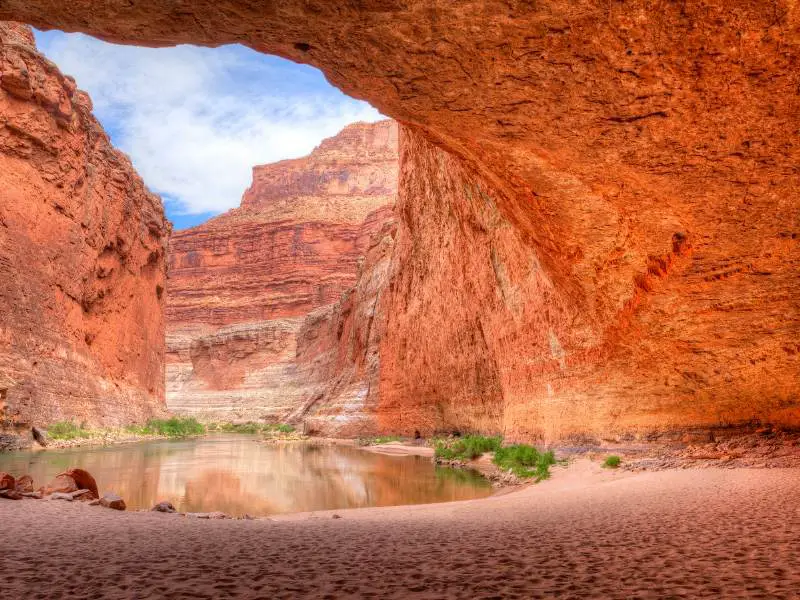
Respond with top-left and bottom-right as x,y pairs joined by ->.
0,436 -> 492,516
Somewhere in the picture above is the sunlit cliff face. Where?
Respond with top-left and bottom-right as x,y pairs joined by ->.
1,1 -> 798,442
165,121 -> 398,428
0,23 -> 169,430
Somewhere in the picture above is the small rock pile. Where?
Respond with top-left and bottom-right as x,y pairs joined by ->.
2,468 -> 245,519
621,428 -> 800,471
0,467 -> 127,510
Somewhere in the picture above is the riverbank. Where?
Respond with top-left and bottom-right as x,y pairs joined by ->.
3,460 -> 798,598
0,419 -> 304,451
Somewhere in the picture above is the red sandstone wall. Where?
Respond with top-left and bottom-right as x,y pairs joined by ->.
0,23 -> 169,429
2,3 -> 798,441
378,126 -> 799,443
165,121 -> 398,421
293,207 -> 396,436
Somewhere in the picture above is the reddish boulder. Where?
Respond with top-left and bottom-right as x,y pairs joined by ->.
99,493 -> 126,511
151,501 -> 176,513
0,472 -> 14,490
43,468 -> 99,499
59,469 -> 98,499
14,474 -> 33,493
43,474 -> 78,496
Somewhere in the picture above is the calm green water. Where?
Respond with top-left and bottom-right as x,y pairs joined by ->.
0,435 -> 491,516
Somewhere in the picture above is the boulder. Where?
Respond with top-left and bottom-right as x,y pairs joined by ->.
49,492 -> 75,502
42,474 -> 78,496
14,474 -> 34,493
151,501 -> 176,513
31,426 -> 48,447
44,469 -> 99,499
99,493 -> 126,511
60,469 -> 98,499
0,471 -> 14,490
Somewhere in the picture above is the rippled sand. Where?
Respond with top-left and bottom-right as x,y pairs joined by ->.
3,461 -> 798,599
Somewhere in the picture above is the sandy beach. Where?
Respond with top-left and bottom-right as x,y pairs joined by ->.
3,460 -> 798,599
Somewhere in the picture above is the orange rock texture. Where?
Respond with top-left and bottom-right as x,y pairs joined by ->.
0,23 -> 169,430
2,3 -> 799,442
165,121 -> 397,424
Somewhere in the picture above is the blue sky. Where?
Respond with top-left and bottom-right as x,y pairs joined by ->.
34,31 -> 382,230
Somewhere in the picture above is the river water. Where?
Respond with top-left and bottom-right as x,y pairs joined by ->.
0,435 -> 492,516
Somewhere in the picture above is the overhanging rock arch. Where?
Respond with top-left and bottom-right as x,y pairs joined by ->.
2,1 -> 799,442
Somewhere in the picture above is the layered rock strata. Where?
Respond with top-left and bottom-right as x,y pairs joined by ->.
165,121 -> 397,424
0,22 -> 169,433
3,3 -> 799,442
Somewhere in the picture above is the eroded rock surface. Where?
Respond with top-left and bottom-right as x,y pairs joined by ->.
166,121 -> 397,423
0,23 -> 169,432
2,3 -> 799,442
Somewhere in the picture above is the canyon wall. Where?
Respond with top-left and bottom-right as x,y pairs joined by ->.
3,2 -> 799,442
166,120 -> 397,428
0,22 -> 169,434
381,126 -> 799,442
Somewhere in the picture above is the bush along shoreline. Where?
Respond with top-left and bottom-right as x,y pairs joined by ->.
37,418 -> 300,449
433,434 -> 559,485
206,422 -> 296,435
37,417 -> 209,448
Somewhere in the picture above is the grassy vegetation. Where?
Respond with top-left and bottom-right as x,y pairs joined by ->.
433,435 -> 503,461
46,421 -> 93,440
603,455 -> 622,469
271,423 -> 296,434
372,435 -> 402,444
433,434 -> 558,481
493,444 -> 557,480
47,417 -> 297,443
126,417 -> 206,438
357,435 -> 402,446
205,422 -> 296,435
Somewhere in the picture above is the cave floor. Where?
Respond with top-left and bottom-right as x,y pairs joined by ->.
2,460 -> 798,599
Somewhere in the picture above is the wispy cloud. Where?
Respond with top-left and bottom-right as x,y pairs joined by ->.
34,31 -> 382,220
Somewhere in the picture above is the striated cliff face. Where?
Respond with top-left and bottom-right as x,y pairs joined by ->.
3,2 -> 799,442
166,121 -> 397,423
291,210 -> 396,436
0,22 -> 169,433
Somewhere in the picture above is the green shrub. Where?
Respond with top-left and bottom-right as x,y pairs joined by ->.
372,435 -> 401,444
493,444 -> 557,480
603,455 -> 621,469
127,417 -> 206,438
434,435 -> 503,461
204,422 -> 295,434
219,422 -> 261,434
357,435 -> 402,446
47,421 -> 92,440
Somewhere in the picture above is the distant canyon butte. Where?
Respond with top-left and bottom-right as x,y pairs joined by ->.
0,0 -> 798,445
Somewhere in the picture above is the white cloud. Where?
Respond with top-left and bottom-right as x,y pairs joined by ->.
35,32 -> 382,216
